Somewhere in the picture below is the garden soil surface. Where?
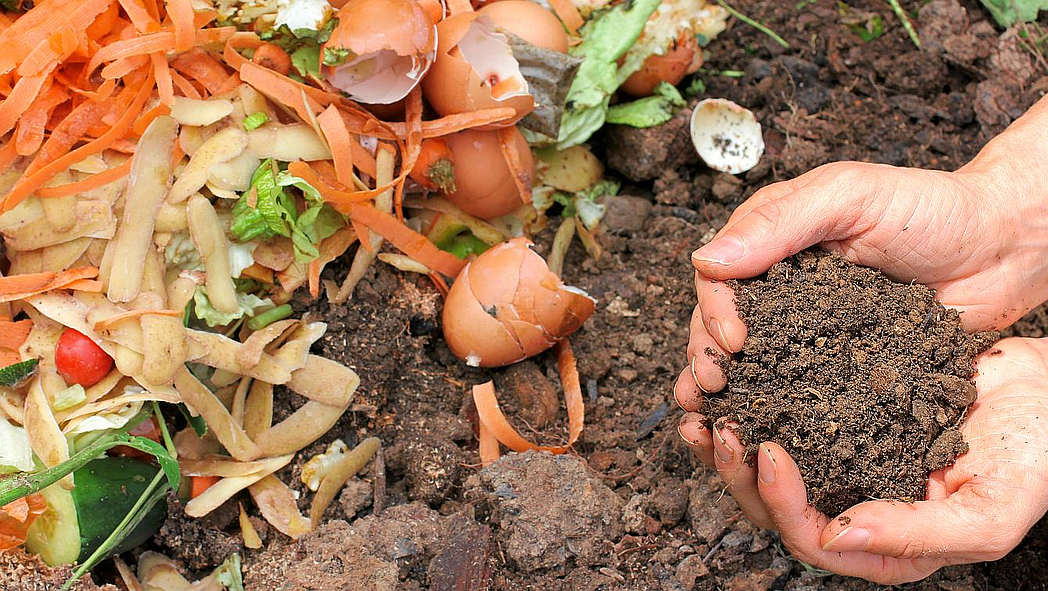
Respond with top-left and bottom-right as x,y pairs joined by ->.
33,0 -> 1048,589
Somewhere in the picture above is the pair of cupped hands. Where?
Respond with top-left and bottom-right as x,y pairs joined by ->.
675,102 -> 1048,584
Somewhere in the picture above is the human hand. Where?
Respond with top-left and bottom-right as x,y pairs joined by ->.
677,337 -> 1048,584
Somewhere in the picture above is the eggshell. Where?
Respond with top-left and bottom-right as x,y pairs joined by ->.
442,238 -> 596,367
322,0 -> 437,104
690,98 -> 765,174
422,12 -> 534,125
620,34 -> 699,98
477,1 -> 569,53
442,127 -> 533,219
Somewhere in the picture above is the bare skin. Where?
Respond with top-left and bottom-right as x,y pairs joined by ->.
676,95 -> 1048,584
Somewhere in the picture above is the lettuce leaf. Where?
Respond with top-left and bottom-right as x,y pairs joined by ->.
980,0 -> 1048,26
52,384 -> 86,412
556,0 -> 662,149
193,288 -> 273,327
605,82 -> 686,128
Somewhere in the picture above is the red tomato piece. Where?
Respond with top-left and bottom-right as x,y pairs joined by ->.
55,328 -> 113,388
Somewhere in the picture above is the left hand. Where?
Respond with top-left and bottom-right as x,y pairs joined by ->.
678,337 -> 1048,585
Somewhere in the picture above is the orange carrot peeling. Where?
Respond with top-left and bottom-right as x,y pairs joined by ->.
151,52 -> 174,105
167,0 -> 196,52
37,159 -> 132,198
317,105 -> 355,188
348,204 -> 466,277
0,267 -> 100,303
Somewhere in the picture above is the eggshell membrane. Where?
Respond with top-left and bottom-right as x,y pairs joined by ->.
477,1 -> 569,53
442,238 -> 596,367
620,35 -> 700,98
690,98 -> 765,174
442,128 -> 533,219
422,12 -> 534,125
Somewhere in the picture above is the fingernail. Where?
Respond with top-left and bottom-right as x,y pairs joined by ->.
693,235 -> 746,266
758,443 -> 776,484
709,319 -> 733,352
822,527 -> 871,552
677,416 -> 706,444
689,357 -> 708,394
713,428 -> 734,464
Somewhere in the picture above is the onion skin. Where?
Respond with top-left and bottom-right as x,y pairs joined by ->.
442,128 -> 533,219
477,1 -> 569,53
620,35 -> 701,98
442,238 -> 595,367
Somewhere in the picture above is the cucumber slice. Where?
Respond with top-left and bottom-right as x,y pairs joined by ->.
24,483 -> 81,566
24,457 -> 167,566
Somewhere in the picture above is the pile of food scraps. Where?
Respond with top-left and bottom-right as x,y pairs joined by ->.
0,0 -> 763,587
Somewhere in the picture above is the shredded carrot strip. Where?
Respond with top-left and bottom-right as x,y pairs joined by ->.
93,308 -> 180,330
86,1 -> 122,41
0,319 -> 33,350
478,420 -> 500,467
169,69 -> 202,99
86,26 -> 233,78
14,83 -> 69,156
0,350 -> 20,368
0,142 -> 18,174
472,340 -> 585,454
348,204 -> 466,277
0,70 -> 51,137
170,48 -> 228,90
376,108 -> 518,140
101,54 -> 150,79
37,159 -> 131,198
3,71 -> 153,213
0,0 -> 112,76
498,126 -> 531,205
133,101 -> 172,136
286,162 -> 373,207
428,273 -> 449,298
0,267 -> 100,303
216,72 -> 240,94
395,88 -> 425,220
151,52 -> 174,104
239,62 -> 323,126
117,0 -> 158,32
316,105 -> 355,188
167,0 -> 195,52
60,279 -> 104,293
309,226 -> 357,298
0,494 -> 46,551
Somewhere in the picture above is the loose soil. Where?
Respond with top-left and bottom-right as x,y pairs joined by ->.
707,250 -> 996,516
22,0 -> 1043,589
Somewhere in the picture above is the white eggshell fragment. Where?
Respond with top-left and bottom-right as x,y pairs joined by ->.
689,98 -> 765,175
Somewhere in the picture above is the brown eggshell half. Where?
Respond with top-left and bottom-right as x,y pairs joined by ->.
442,127 -> 533,220
442,237 -> 596,367
619,35 -> 700,98
477,1 -> 569,53
421,12 -> 534,125
327,0 -> 435,56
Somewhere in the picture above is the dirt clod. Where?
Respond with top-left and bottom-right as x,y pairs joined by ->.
603,107 -> 697,182
707,250 -> 996,515
0,549 -> 117,591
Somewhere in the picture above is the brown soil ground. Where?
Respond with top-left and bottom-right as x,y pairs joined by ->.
42,0 -> 1045,589
708,250 -> 996,516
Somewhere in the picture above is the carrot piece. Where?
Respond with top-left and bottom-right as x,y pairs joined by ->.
151,52 -> 174,105
0,142 -> 18,174
251,42 -> 291,76
215,72 -> 241,94
85,26 -> 233,78
167,0 -> 195,52
478,419 -> 500,467
238,62 -> 323,127
0,266 -> 100,303
101,54 -> 150,79
63,279 -> 104,293
93,308 -> 180,330
171,48 -> 229,90
0,350 -> 20,368
4,72 -> 153,213
0,319 -> 32,350
133,101 -> 172,136
395,88 -> 425,220
382,107 -> 518,140
190,475 -> 221,499
317,105 -> 355,188
547,0 -> 583,35
117,0 -> 159,32
37,159 -> 132,198
169,69 -> 202,99
286,162 -> 372,207
348,204 -> 466,277
0,70 -> 51,137
0,494 -> 47,551
497,126 -> 531,205
0,0 -> 112,76
14,83 -> 68,156
87,0 -> 122,40
308,226 -> 357,297
428,272 -> 449,298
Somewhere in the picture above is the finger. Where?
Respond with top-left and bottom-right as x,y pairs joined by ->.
713,426 -> 773,528
686,306 -> 730,393
820,479 -> 1035,562
691,163 -> 871,281
674,364 -> 703,412
757,443 -> 941,584
678,412 -> 714,467
696,273 -> 746,353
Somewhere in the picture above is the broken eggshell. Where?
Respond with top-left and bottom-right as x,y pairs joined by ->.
442,237 -> 596,367
422,12 -> 534,126
477,0 -> 569,53
689,98 -> 764,175
442,127 -> 533,219
322,0 -> 437,105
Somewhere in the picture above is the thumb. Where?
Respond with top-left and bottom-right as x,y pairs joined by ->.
820,481 -> 1029,562
691,163 -> 871,280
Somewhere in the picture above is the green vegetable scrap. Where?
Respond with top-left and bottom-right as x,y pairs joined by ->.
980,0 -> 1048,27
606,82 -> 686,128
556,0 -> 662,149
0,358 -> 38,387
260,20 -> 337,79
243,112 -> 269,130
